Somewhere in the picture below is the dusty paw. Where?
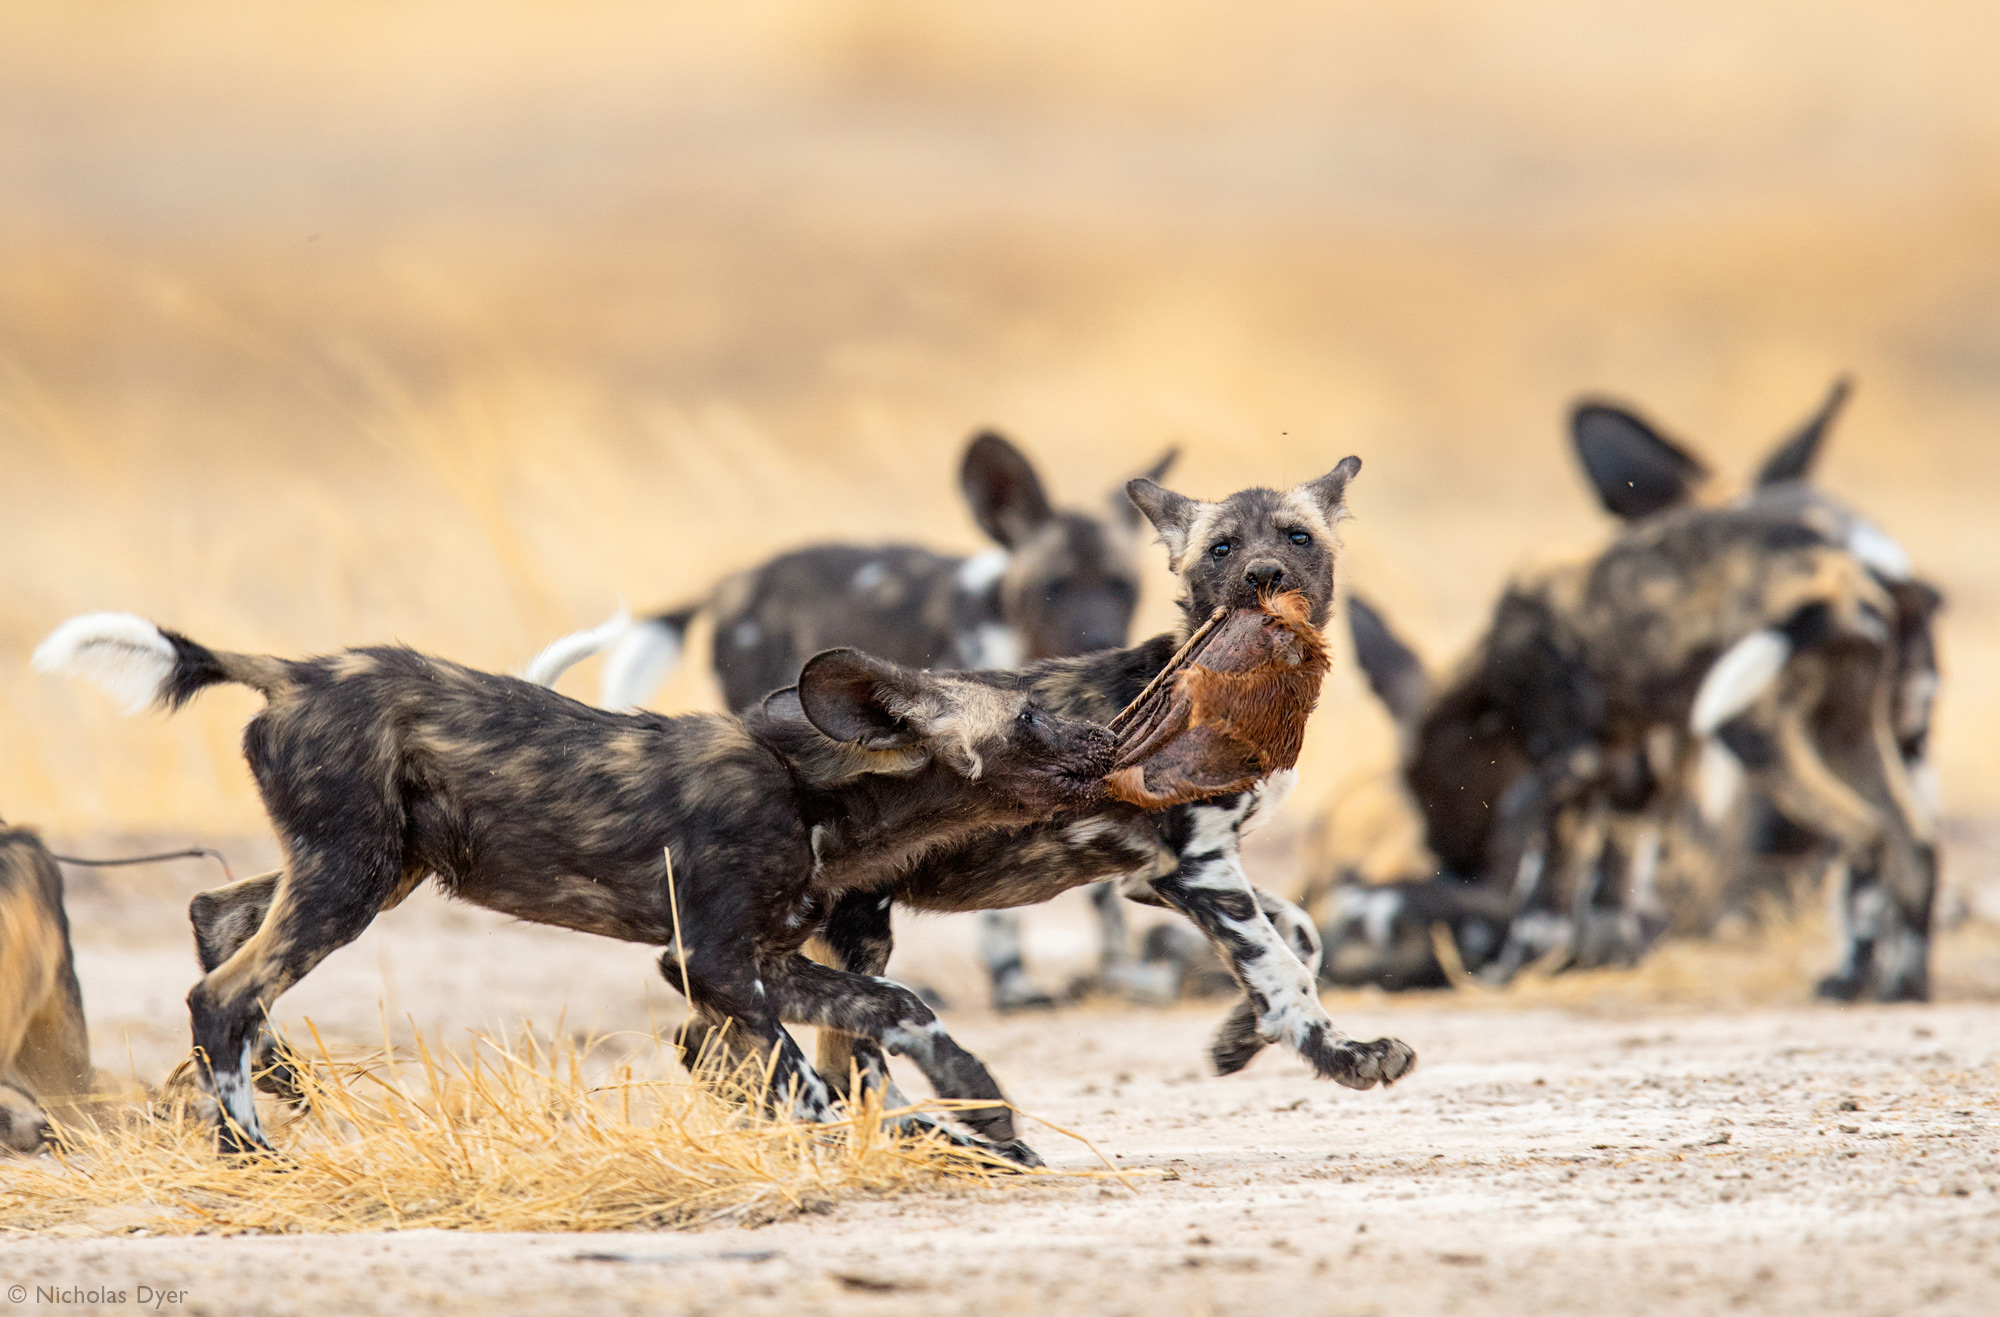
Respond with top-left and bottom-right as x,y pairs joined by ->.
1814,972 -> 1865,1003
1306,1035 -> 1417,1090
982,1138 -> 1044,1170
1208,999 -> 1267,1076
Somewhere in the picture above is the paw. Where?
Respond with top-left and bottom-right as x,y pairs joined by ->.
1305,1035 -> 1417,1090
1813,972 -> 1865,1003
1209,999 -> 1266,1076
992,970 -> 1057,1013
981,1138 -> 1044,1170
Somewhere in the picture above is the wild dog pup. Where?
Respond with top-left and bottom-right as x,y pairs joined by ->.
0,819 -> 94,1152
804,456 -> 1418,1098
36,615 -> 1115,1158
546,431 -> 1174,1011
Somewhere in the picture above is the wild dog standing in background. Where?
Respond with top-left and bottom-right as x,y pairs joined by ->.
1318,381 -> 1942,1001
538,430 -> 1177,1011
799,456 -> 1417,1095
39,614 -> 1117,1161
0,818 -> 93,1152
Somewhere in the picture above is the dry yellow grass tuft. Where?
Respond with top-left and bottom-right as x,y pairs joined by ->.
0,1025 -> 1094,1237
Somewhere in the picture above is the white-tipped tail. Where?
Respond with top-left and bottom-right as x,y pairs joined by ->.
1690,628 -> 1791,736
33,611 -> 176,713
523,605 -> 631,689
600,616 -> 687,711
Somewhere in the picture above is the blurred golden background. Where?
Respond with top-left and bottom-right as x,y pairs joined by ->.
3,0 -> 1997,840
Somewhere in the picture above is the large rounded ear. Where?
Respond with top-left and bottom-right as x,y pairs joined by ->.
1570,401 -> 1708,520
797,649 -> 922,749
1347,594 -> 1429,727
961,430 -> 1055,549
1755,375 -> 1852,488
1124,477 -> 1203,565
1114,446 -> 1181,528
1299,455 -> 1363,521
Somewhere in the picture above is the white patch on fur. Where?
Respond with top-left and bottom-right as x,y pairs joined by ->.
1185,848 -> 1328,1048
1627,824 -> 1663,920
33,611 -> 175,713
1697,738 -> 1746,827
214,1036 -> 263,1144
1847,520 -> 1912,581
955,548 -> 1010,594
1181,798 -> 1254,864
961,622 -> 1026,671
977,911 -> 1024,971
522,605 -> 629,689
731,620 -> 762,649
1691,628 -> 1791,735
1240,768 -> 1299,834
1909,757 -> 1942,820
851,561 -> 889,594
1360,889 -> 1403,948
1898,670 -> 1938,744
599,615 -> 686,710
1062,816 -> 1125,846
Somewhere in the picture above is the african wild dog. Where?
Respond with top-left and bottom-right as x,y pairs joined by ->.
534,430 -> 1175,1011
37,614 -> 1116,1161
0,819 -> 93,1152
1315,381 -> 1941,1000
795,456 -> 1418,1095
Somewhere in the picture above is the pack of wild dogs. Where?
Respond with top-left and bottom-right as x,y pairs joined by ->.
0,379 -> 1942,1170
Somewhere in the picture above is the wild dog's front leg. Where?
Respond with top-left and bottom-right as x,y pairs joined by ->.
656,951 -> 836,1126
812,891 -> 898,1101
1152,800 -> 1414,1088
768,954 -> 1028,1157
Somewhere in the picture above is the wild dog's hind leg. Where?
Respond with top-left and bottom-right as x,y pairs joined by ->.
1152,797 -> 1415,1088
976,911 -> 1055,1011
187,851 -> 399,1153
765,954 -> 1035,1163
188,872 -> 306,1105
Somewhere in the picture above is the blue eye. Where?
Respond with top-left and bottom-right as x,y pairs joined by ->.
1210,542 -> 1232,559
1289,531 -> 1311,545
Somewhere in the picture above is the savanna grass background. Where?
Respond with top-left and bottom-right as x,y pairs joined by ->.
3,4 -> 1996,856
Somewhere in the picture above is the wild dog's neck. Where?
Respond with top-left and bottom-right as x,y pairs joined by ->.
803,762 -> 1019,892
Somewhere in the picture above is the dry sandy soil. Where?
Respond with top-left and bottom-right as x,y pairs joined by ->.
5,837 -> 1996,1317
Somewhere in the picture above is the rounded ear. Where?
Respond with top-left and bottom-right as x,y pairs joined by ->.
961,430 -> 1055,549
1569,402 -> 1708,520
1300,455 -> 1363,519
1115,446 -> 1181,528
797,649 -> 921,749
1347,594 -> 1430,727
1124,477 -> 1202,564
1755,375 -> 1852,488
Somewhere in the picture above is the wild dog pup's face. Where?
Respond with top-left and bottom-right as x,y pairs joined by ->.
961,431 -> 1173,660
1126,456 -> 1361,628
798,649 -> 1116,812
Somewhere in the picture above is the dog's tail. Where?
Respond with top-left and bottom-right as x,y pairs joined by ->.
522,604 -> 630,689
33,612 -> 291,713
601,605 -> 699,710
521,603 -> 697,709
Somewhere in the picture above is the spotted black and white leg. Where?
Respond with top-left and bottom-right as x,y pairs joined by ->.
816,892 -> 1038,1164
1149,794 -> 1415,1088
654,951 -> 835,1126
764,953 -> 1038,1165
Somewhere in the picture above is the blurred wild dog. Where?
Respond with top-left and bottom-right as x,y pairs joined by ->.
535,431 -> 1174,1011
1318,381 -> 1941,1000
801,456 -> 1416,1096
38,614 -> 1116,1161
0,818 -> 93,1152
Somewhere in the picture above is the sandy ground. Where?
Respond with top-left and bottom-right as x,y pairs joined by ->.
4,835 -> 1995,1316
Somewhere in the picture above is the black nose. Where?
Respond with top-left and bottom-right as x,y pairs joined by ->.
1245,563 -> 1285,591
